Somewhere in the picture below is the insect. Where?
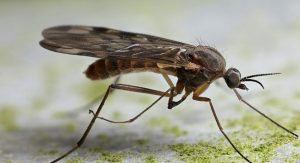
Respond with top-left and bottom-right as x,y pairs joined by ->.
40,25 -> 298,163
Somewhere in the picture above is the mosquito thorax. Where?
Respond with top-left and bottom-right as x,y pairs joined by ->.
224,68 -> 241,89
190,46 -> 226,74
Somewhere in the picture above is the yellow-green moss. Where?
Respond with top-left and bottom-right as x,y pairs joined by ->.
162,125 -> 188,137
30,96 -> 47,110
137,96 -> 153,104
144,155 -> 157,163
251,133 -> 295,162
111,111 -> 122,121
97,134 -> 111,143
294,91 -> 300,99
0,105 -> 18,131
66,158 -> 84,163
147,117 -> 170,127
134,139 -> 149,146
170,111 -> 300,162
97,151 -> 125,163
52,111 -> 67,119
286,112 -> 300,134
78,80 -> 108,101
279,62 -> 298,75
284,152 -> 300,162
170,140 -> 240,163
40,149 -> 58,156
89,147 -> 103,153
262,97 -> 285,107
66,158 -> 85,163
147,117 -> 188,137
42,63 -> 64,95
63,122 -> 77,133
4,160 -> 13,163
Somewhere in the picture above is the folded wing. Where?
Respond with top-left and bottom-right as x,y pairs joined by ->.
40,25 -> 194,66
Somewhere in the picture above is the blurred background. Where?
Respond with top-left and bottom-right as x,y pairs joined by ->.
0,0 -> 299,162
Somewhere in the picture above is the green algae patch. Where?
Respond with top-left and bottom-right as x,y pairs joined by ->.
294,91 -> 300,99
97,151 -> 125,163
97,134 -> 111,144
66,158 -> 84,163
137,96 -> 153,104
0,105 -> 19,132
30,96 -> 47,110
284,152 -> 300,163
147,117 -> 188,137
89,147 -> 103,153
134,139 -> 150,146
279,61 -> 298,75
226,112 -> 299,162
39,149 -> 58,156
251,132 -> 295,162
4,160 -> 13,163
147,117 -> 170,127
42,63 -> 65,95
262,97 -> 286,108
111,111 -> 122,121
52,111 -> 68,119
144,155 -> 157,163
63,122 -> 77,133
78,80 -> 108,102
162,125 -> 188,137
170,112 -> 300,162
285,111 -> 300,135
169,132 -> 297,162
169,140 -> 241,163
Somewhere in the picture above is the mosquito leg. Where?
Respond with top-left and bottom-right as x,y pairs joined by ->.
160,71 -> 184,94
50,84 -> 113,163
159,70 -> 188,110
50,84 -> 171,163
160,71 -> 175,87
167,90 -> 189,109
167,82 -> 191,109
193,96 -> 252,163
109,84 -> 172,97
89,87 -> 171,123
233,89 -> 298,138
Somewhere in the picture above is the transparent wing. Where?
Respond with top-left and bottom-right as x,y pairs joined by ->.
40,25 -> 195,65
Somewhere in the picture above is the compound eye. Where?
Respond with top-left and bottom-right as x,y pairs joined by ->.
224,68 -> 241,88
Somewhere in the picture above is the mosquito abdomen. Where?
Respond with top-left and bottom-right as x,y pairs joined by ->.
85,58 -> 160,80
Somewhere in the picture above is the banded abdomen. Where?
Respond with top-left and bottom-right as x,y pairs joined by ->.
85,57 -> 168,80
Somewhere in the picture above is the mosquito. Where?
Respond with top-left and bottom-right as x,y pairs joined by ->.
40,25 -> 298,163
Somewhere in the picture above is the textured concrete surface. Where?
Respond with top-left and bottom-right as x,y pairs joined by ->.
0,1 -> 299,162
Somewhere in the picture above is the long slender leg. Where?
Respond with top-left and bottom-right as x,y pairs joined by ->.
50,85 -> 112,163
160,72 -> 187,109
192,96 -> 252,163
233,89 -> 298,138
160,70 -> 184,95
50,84 -> 171,163
95,82 -> 187,122
92,74 -> 185,122
90,87 -> 171,123
160,71 -> 175,88
110,84 -> 172,97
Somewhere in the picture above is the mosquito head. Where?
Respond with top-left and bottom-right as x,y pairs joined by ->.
224,67 -> 280,91
224,68 -> 242,89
